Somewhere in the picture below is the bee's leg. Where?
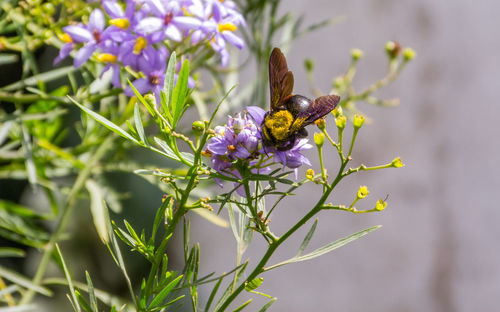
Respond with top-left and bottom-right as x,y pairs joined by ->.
296,128 -> 308,138
277,137 -> 297,151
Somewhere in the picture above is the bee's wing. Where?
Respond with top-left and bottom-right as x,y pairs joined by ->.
297,95 -> 340,126
269,48 -> 294,111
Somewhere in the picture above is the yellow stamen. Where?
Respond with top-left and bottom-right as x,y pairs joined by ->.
59,33 -> 72,43
109,18 -> 130,29
218,22 -> 237,32
182,7 -> 192,17
133,37 -> 147,54
265,110 -> 293,141
96,53 -> 117,63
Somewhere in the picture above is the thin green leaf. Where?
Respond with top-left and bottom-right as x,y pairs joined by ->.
227,204 -> 240,242
108,230 -> 136,306
0,247 -> 25,257
1,66 -> 77,91
69,97 -> 140,144
153,137 -> 180,161
204,274 -> 223,312
134,104 -> 149,146
75,289 -> 92,312
0,265 -> 52,296
21,124 -> 37,187
232,299 -> 252,312
85,272 -> 98,312
151,198 -> 170,244
171,59 -> 189,127
55,244 -> 81,312
0,53 -> 18,65
147,275 -> 183,309
162,51 -> 176,121
296,219 -> 318,257
127,80 -> 154,117
191,208 -> 229,228
85,179 -> 111,244
258,297 -> 277,312
213,261 -> 248,311
265,226 -> 381,271
208,84 -> 238,128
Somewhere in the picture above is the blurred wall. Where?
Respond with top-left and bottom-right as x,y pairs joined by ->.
189,0 -> 500,311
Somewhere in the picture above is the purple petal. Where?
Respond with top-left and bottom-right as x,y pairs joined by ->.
233,146 -> 250,159
246,106 -> 266,125
111,64 -> 122,88
207,137 -> 229,155
89,9 -> 105,32
125,78 -> 149,96
74,43 -> 96,67
173,16 -> 202,30
103,1 -> 124,18
222,31 -> 244,49
136,17 -> 163,34
144,0 -> 166,17
165,25 -> 182,41
63,25 -> 92,42
53,43 -> 73,65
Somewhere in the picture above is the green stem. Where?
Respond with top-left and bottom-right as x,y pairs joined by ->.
215,160 -> 349,311
19,135 -> 115,305
347,128 -> 359,158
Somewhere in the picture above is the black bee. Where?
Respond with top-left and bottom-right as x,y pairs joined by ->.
261,48 -> 340,151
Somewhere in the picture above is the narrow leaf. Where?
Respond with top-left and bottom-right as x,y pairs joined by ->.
232,299 -> 252,312
134,104 -> 148,146
265,226 -> 381,271
69,97 -> 140,144
296,219 -> 318,256
258,297 -> 277,312
153,137 -> 180,161
0,247 -> 25,258
85,179 -> 111,244
245,278 -> 263,292
162,51 -> 176,120
55,244 -> 81,312
85,272 -> 98,312
171,59 -> 189,127
0,265 -> 52,296
148,275 -> 183,309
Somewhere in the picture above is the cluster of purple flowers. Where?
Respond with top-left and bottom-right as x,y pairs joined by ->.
206,106 -> 312,194
55,0 -> 245,99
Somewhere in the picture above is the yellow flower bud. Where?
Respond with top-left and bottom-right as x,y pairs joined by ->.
314,118 -> 326,131
351,48 -> 364,60
306,169 -> 315,180
385,41 -> 401,59
314,132 -> 325,147
375,199 -> 387,211
353,114 -> 365,129
357,186 -> 369,199
391,157 -> 404,168
335,115 -> 346,129
304,58 -> 314,72
332,106 -> 343,117
403,47 -> 416,61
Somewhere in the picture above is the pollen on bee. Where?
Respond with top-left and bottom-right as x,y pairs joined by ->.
265,110 -> 293,141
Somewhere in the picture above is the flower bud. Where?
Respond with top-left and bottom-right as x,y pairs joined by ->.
314,118 -> 326,131
333,76 -> 345,89
144,94 -> 156,106
385,41 -> 401,59
375,199 -> 387,211
192,120 -> 205,136
403,47 -> 416,61
335,115 -> 346,129
353,114 -> 365,129
357,186 -> 369,199
304,58 -> 314,72
391,157 -> 404,168
314,132 -> 325,147
351,48 -> 364,60
332,106 -> 343,117
306,169 -> 315,180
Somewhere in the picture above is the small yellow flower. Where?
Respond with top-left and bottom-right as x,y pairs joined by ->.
314,132 -> 325,147
357,186 -> 369,199
391,157 -> 404,168
335,115 -> 346,129
353,114 -> 365,129
306,169 -> 315,180
375,199 -> 387,211
403,48 -> 416,61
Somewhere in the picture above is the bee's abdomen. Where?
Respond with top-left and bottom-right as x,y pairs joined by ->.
286,95 -> 311,116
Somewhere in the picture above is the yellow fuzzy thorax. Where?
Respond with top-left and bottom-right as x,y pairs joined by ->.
264,110 -> 294,141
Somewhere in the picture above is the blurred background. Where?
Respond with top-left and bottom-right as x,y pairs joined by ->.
3,0 -> 499,311
189,0 -> 500,311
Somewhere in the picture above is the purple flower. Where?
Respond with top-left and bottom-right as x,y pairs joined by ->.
135,0 -> 201,42
63,9 -> 114,67
124,46 -> 168,104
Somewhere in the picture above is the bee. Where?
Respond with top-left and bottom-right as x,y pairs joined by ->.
262,48 -> 340,151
